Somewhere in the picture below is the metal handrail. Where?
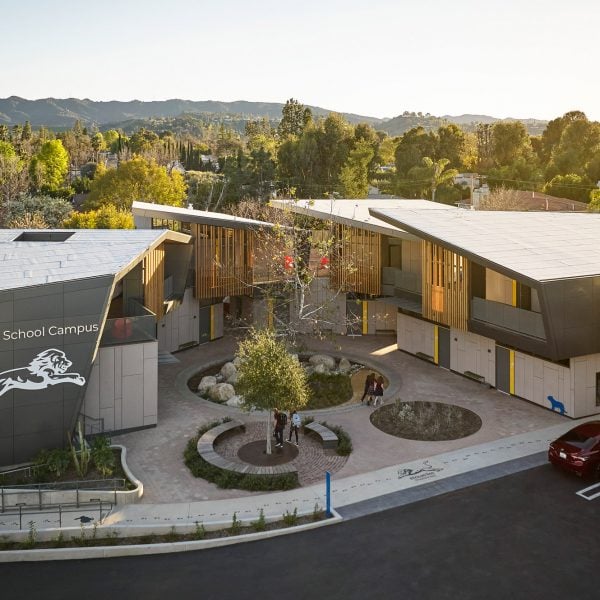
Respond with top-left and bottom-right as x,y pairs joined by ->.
0,478 -> 126,491
1,499 -> 114,530
1,479 -> 127,513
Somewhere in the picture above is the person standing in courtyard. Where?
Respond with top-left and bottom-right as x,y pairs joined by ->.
373,375 -> 384,407
274,408 -> 287,448
287,408 -> 301,445
361,372 -> 376,404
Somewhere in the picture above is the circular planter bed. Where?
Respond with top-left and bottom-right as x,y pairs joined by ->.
187,354 -> 372,409
370,401 -> 482,441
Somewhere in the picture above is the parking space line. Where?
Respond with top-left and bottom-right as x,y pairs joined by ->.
576,482 -> 600,501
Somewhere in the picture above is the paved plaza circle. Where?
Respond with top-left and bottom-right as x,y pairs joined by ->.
215,421 -> 348,486
237,439 -> 299,465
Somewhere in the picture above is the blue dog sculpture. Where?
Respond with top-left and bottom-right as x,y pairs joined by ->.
547,395 -> 566,415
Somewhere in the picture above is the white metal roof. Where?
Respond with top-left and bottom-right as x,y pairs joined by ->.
132,200 -> 275,230
371,207 -> 600,282
0,229 -> 189,291
271,198 -> 454,239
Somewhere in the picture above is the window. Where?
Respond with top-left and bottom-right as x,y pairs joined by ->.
14,232 -> 74,242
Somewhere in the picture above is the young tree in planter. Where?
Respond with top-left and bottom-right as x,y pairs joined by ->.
236,328 -> 308,455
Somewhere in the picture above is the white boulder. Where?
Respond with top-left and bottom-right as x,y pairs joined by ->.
209,383 -> 236,403
197,376 -> 217,395
233,356 -> 242,368
226,395 -> 244,407
338,358 -> 351,374
308,354 -> 336,370
221,362 -> 237,380
314,363 -> 327,374
226,371 -> 238,385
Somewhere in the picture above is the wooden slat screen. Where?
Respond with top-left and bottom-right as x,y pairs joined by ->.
330,224 -> 381,296
143,245 -> 165,319
193,223 -> 252,300
422,241 -> 469,330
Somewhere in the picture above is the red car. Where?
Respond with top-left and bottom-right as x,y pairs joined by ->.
548,421 -> 600,479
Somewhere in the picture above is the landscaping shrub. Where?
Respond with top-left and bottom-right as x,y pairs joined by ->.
34,448 -> 71,479
306,372 -> 353,409
320,421 -> 353,456
91,436 -> 115,477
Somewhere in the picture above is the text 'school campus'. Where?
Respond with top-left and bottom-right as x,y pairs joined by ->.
1,199 -> 599,467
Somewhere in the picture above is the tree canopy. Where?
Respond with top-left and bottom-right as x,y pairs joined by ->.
236,328 -> 308,454
84,157 -> 187,210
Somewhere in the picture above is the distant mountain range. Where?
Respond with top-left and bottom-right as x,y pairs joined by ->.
0,96 -> 548,136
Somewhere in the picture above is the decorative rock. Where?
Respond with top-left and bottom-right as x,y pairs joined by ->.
209,383 -> 236,403
226,395 -> 244,407
233,356 -> 242,368
290,354 -> 299,362
308,354 -> 335,370
314,363 -> 326,374
197,376 -> 217,395
221,362 -> 237,381
338,358 -> 351,374
226,371 -> 238,385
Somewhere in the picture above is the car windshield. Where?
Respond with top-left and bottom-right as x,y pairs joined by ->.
560,430 -> 598,450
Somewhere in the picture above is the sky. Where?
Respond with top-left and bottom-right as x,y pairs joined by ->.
1,0 -> 599,121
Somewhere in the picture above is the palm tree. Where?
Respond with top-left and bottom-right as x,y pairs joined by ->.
422,157 -> 459,202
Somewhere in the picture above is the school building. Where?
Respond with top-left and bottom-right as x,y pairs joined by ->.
274,199 -> 600,419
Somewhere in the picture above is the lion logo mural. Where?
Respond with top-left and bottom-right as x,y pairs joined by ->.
0,349 -> 86,397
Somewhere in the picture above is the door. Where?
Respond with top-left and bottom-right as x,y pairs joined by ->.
495,346 -> 510,393
198,305 -> 211,344
438,326 -> 450,369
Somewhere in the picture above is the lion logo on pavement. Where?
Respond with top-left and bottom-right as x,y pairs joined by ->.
0,349 -> 86,397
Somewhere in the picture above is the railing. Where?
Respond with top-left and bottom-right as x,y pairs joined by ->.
100,300 -> 157,347
80,413 -> 105,436
1,479 -> 127,512
1,500 -> 113,530
471,297 -> 546,339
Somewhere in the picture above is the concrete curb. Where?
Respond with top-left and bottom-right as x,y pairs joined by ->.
112,444 -> 144,502
0,509 -> 342,562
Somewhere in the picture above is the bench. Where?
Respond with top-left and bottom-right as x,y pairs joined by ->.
196,420 -> 297,476
304,422 -> 339,450
463,371 -> 486,384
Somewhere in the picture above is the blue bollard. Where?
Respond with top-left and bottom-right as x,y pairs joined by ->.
326,471 -> 332,517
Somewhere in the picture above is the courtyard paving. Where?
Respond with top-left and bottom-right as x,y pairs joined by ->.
112,333 -> 565,504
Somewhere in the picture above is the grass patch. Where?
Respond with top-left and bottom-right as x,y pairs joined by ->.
183,419 -> 299,491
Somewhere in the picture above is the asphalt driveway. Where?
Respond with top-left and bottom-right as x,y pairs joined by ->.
2,465 -> 598,600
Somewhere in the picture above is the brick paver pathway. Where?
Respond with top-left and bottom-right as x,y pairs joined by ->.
216,422 -> 348,486
113,332 -> 565,503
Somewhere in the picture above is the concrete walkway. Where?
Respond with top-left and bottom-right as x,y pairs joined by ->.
0,333 -> 588,546
111,334 -> 565,503
0,416 -> 594,539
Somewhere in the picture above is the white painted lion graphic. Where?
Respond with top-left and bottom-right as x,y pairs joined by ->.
0,349 -> 86,397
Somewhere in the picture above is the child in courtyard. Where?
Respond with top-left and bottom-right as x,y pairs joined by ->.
287,409 -> 301,445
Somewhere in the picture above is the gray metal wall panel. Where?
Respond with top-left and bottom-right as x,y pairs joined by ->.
0,276 -> 114,466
